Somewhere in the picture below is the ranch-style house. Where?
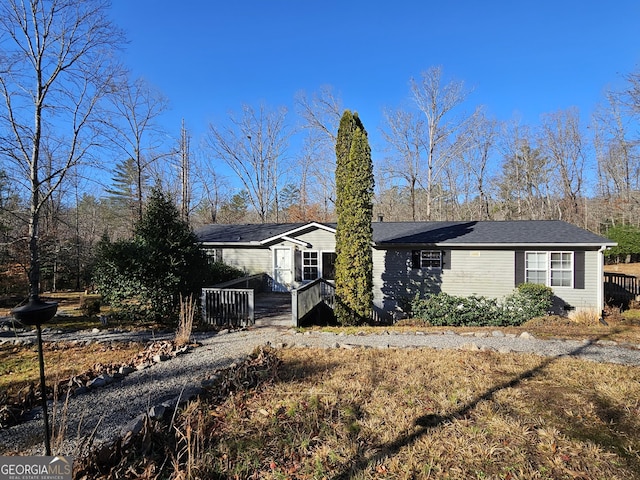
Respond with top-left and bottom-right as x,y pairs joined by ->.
195,220 -> 616,322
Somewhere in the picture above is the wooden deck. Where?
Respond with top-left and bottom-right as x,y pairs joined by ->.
201,274 -> 335,328
254,292 -> 293,327
604,272 -> 640,308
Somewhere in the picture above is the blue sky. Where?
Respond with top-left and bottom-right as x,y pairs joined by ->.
109,0 -> 640,164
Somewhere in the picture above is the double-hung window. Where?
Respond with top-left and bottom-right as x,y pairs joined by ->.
525,251 -> 573,287
205,248 -> 223,265
525,252 -> 547,284
550,252 -> 572,287
303,251 -> 319,281
412,250 -> 442,269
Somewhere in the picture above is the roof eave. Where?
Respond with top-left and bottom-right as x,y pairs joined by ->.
374,242 -> 618,248
200,241 -> 262,247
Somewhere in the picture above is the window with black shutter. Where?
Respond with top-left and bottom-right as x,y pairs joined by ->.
411,250 -> 442,269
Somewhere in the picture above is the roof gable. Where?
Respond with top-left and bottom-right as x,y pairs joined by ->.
196,222 -> 336,245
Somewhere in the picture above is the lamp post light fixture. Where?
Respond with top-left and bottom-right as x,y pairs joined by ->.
11,295 -> 58,456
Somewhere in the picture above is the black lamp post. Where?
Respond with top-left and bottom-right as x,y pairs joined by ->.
11,295 -> 58,456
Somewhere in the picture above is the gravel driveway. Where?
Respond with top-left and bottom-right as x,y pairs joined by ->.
1,325 -> 639,456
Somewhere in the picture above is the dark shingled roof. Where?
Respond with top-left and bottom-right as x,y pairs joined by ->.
195,220 -> 615,246
195,223 -> 309,243
371,221 -> 614,245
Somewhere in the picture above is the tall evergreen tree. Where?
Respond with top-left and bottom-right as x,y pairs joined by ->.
106,157 -> 150,231
334,111 -> 374,325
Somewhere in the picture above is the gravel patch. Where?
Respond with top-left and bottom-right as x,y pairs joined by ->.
1,326 -> 639,456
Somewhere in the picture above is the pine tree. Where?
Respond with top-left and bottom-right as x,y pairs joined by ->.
334,111 -> 374,325
106,157 -> 150,230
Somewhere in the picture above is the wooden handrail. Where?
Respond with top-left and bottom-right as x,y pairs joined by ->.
291,278 -> 335,326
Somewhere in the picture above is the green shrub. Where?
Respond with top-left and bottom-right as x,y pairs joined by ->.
411,293 -> 503,327
207,261 -> 244,285
604,224 -> 640,263
80,296 -> 101,317
93,189 -> 210,324
410,283 -> 553,327
517,283 -> 553,310
499,283 -> 553,326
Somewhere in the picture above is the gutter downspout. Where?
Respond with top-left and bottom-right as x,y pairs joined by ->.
597,245 -> 607,318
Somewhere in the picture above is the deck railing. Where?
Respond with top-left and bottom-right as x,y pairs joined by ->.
604,272 -> 640,307
291,278 -> 335,326
201,273 -> 271,327
201,287 -> 254,327
211,273 -> 273,292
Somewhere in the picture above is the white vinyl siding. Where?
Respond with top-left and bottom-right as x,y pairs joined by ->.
294,229 -> 337,283
295,229 -> 336,251
372,248 -> 516,317
443,250 -> 515,298
373,248 -> 602,321
555,250 -> 599,309
213,247 -> 271,275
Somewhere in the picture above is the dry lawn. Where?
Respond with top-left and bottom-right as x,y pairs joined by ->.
604,263 -> 640,277
101,347 -> 640,480
0,342 -> 144,396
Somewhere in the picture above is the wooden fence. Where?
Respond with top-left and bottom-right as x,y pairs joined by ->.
604,272 -> 640,307
201,288 -> 254,327
201,273 -> 271,327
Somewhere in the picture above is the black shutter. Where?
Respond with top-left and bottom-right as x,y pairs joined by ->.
411,250 -> 421,269
574,251 -> 585,289
441,250 -> 451,270
515,250 -> 525,286
294,250 -> 302,282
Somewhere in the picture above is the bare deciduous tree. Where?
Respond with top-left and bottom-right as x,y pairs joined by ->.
593,91 -> 639,198
206,103 -> 290,223
192,148 -> 231,226
380,108 -> 425,220
496,120 -> 552,220
178,120 -> 191,222
107,76 -> 169,221
410,66 -> 474,220
295,86 -> 343,220
459,111 -> 497,220
539,108 -> 587,223
0,0 -> 125,298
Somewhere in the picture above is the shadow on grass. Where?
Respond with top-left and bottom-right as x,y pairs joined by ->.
329,333 -> 639,479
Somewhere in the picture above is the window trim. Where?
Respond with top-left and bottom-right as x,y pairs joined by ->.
525,251 -> 547,285
205,248 -> 222,265
419,250 -> 442,270
550,251 -> 573,288
524,251 -> 574,288
302,250 -> 319,281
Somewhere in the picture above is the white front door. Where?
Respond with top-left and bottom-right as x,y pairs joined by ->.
273,247 -> 292,292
